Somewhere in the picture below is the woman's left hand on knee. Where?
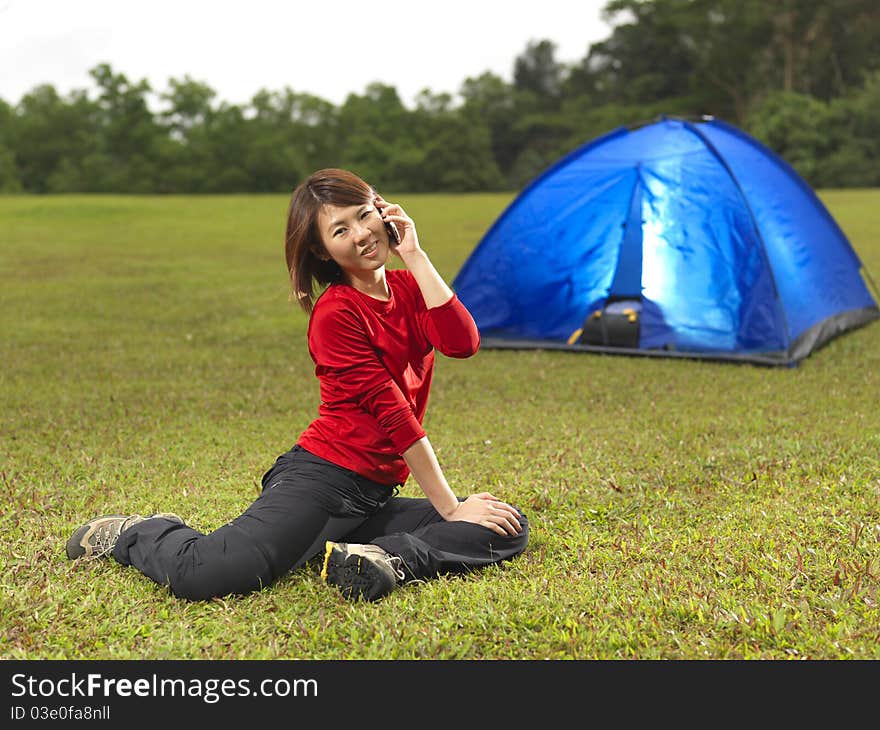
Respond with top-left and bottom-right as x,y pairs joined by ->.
447,492 -> 522,536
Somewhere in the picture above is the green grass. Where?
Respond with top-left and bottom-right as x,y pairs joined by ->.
1,189 -> 878,660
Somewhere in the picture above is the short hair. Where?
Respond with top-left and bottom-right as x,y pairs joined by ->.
284,168 -> 375,313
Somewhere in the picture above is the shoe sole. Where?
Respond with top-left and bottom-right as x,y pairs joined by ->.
65,514 -> 129,560
321,542 -> 393,602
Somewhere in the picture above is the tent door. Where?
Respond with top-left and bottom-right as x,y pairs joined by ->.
607,174 -> 644,298
579,175 -> 644,348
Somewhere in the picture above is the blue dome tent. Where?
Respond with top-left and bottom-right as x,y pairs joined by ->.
452,116 -> 879,366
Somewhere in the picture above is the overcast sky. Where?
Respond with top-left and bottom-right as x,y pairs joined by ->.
0,0 -> 613,109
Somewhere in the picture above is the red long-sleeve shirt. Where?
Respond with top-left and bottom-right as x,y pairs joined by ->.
297,268 -> 480,486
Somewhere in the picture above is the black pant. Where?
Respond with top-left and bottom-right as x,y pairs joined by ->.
113,445 -> 529,601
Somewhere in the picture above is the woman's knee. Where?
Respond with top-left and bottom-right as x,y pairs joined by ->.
168,570 -> 269,601
165,540 -> 276,601
169,577 -> 216,602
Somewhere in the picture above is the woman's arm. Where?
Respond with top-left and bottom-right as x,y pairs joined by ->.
374,196 -> 455,304
376,195 -> 480,357
397,248 -> 453,308
375,194 -> 452,307
374,197 -> 513,531
403,436 -> 522,537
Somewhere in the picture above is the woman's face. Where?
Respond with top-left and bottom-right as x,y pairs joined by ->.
317,201 -> 391,278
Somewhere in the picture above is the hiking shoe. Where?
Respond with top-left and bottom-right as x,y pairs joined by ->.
65,512 -> 183,560
321,541 -> 406,602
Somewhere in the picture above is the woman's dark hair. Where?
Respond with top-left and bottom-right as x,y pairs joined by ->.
284,168 -> 375,313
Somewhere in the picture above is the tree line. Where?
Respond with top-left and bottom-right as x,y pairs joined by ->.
1,0 -> 879,194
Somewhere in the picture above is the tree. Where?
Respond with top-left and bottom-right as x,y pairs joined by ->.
407,90 -> 504,191
88,63 -> 165,191
337,83 -> 414,189
199,102 -> 251,192
0,97 -> 13,144
459,71 -> 518,182
763,0 -> 880,101
247,87 -> 340,188
0,99 -> 21,191
814,71 -> 880,187
4,4 -> 880,194
12,85 -> 98,192
513,39 -> 565,109
576,0 -> 698,106
0,144 -> 21,192
160,75 -> 217,140
745,90 -> 835,184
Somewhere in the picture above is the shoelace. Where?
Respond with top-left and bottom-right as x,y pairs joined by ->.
90,515 -> 140,558
90,523 -> 124,557
384,555 -> 406,582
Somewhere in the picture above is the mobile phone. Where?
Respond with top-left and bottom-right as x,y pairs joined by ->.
384,218 -> 401,246
371,188 -> 401,245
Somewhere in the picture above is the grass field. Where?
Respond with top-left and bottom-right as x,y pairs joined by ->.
1,189 -> 878,660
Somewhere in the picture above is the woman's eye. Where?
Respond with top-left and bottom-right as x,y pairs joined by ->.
361,210 -> 372,219
333,228 -> 345,237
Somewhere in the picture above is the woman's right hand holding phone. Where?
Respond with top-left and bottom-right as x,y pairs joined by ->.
374,194 -> 453,308
374,194 -> 419,255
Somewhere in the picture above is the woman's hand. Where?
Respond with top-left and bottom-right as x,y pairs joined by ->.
374,194 -> 420,257
373,195 -> 452,307
447,492 -> 523,536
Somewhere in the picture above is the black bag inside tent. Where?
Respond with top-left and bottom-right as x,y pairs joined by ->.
577,298 -> 642,349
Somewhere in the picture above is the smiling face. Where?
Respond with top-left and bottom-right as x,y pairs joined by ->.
317,202 -> 392,282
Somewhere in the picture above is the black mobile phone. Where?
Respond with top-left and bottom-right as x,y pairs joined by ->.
372,187 -> 401,245
384,218 -> 401,246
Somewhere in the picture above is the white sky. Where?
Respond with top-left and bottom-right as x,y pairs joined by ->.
0,0 -> 613,109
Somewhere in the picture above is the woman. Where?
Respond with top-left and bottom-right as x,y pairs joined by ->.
65,168 -> 528,603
